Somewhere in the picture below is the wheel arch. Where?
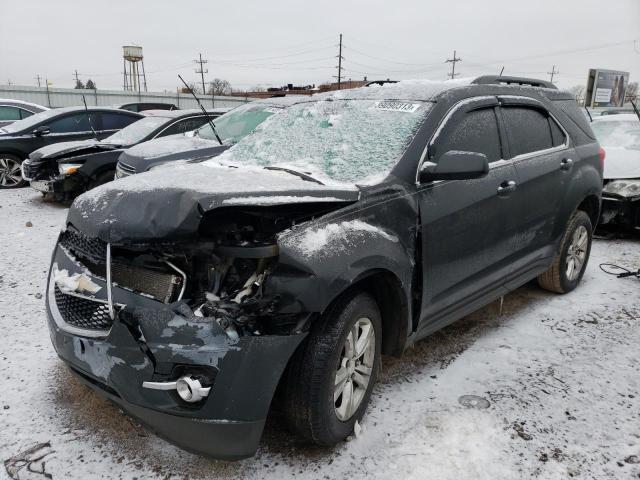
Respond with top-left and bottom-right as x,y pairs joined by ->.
321,269 -> 410,357
576,193 -> 601,227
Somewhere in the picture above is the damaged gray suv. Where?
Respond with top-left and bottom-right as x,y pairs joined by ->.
45,76 -> 602,459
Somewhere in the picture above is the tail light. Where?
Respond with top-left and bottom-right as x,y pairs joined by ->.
598,147 -> 606,171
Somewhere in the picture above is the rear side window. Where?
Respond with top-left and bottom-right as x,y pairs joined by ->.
432,107 -> 503,163
549,117 -> 566,147
553,99 -> 596,140
101,112 -> 139,130
160,117 -> 208,137
47,113 -> 97,133
19,108 -> 34,119
503,107 -> 554,157
0,106 -> 21,121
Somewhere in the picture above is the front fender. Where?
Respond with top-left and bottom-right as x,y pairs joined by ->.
267,215 -> 415,316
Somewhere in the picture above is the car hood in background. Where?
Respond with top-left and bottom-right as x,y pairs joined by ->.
602,147 -> 640,180
68,163 -> 359,243
29,139 -> 112,161
118,135 -> 228,172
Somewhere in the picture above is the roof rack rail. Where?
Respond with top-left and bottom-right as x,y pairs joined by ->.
471,75 -> 557,90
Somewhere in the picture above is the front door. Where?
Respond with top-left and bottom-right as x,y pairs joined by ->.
416,96 -> 518,336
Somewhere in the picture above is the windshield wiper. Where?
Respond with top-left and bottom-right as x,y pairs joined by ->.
264,166 -> 324,185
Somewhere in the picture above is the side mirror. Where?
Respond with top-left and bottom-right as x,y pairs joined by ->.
419,150 -> 489,183
33,125 -> 50,136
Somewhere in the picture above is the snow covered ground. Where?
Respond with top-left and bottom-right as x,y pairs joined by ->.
1,188 -> 638,480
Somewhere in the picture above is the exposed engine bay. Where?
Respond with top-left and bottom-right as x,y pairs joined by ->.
59,202 -> 348,339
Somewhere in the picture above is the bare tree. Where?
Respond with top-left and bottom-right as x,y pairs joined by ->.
207,78 -> 231,96
568,85 -> 585,105
180,82 -> 200,94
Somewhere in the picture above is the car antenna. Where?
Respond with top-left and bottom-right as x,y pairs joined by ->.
177,74 -> 223,145
81,95 -> 99,139
630,100 -> 640,122
584,105 -> 593,122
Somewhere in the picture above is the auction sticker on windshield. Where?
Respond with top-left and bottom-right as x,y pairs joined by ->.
371,101 -> 421,113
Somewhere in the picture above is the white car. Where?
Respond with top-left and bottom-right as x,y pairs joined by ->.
591,113 -> 640,229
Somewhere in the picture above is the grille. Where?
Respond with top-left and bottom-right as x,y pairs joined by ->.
22,162 -> 51,181
54,285 -> 115,331
115,161 -> 136,178
60,227 -> 107,262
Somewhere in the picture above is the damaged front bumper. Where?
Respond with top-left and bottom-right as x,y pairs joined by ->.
45,242 -> 307,460
600,179 -> 640,229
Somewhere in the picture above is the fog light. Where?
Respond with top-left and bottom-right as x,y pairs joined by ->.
176,376 -> 211,403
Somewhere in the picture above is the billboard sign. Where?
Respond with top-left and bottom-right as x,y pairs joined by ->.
585,69 -> 630,108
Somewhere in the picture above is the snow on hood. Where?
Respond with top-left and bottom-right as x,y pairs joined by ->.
603,147 -> 640,180
68,163 -> 359,243
30,139 -> 99,160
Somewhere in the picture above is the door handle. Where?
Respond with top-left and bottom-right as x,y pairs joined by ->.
497,180 -> 517,196
560,158 -> 574,170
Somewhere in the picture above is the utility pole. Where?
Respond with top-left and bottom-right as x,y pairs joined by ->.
34,75 -> 42,88
45,79 -> 51,107
445,50 -> 461,79
334,34 -> 344,90
73,69 -> 81,88
194,53 -> 208,95
548,65 -> 559,83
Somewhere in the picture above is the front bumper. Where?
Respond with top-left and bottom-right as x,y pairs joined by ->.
46,242 -> 307,459
31,174 -> 83,195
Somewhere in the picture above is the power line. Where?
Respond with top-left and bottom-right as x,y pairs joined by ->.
445,50 -> 461,79
194,53 -> 208,94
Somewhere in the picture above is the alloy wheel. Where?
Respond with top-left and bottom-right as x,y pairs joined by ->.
0,157 -> 23,187
566,225 -> 588,281
334,317 -> 376,421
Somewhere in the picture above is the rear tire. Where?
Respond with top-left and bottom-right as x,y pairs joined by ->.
283,292 -> 382,446
538,210 -> 592,293
0,154 -> 26,189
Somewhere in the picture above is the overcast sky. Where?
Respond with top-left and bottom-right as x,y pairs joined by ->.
1,0 -> 638,92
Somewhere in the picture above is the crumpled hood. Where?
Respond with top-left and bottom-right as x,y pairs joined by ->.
119,135 -> 228,172
68,163 -> 359,243
30,139 -> 101,161
602,147 -> 640,180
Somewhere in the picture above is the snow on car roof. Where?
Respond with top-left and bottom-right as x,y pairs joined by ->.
0,98 -> 49,110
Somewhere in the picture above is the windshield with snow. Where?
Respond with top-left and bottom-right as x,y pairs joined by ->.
215,99 -> 431,183
592,119 -> 640,151
0,108 -> 65,134
101,116 -> 169,146
196,103 -> 279,144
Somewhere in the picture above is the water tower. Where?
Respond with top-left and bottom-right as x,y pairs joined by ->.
122,45 -> 148,92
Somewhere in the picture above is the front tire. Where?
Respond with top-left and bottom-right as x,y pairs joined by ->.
0,154 -> 26,189
283,292 -> 381,446
538,210 -> 593,293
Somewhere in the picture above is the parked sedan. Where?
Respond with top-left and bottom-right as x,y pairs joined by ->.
46,77 -> 601,459
0,99 -> 49,128
115,96 -> 301,177
0,107 -> 142,188
22,109 -> 227,202
592,113 -> 640,229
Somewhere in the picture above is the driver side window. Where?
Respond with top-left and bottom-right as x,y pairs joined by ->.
430,107 -> 503,163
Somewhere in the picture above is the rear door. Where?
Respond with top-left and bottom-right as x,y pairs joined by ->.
417,96 -> 518,336
498,97 -> 570,288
